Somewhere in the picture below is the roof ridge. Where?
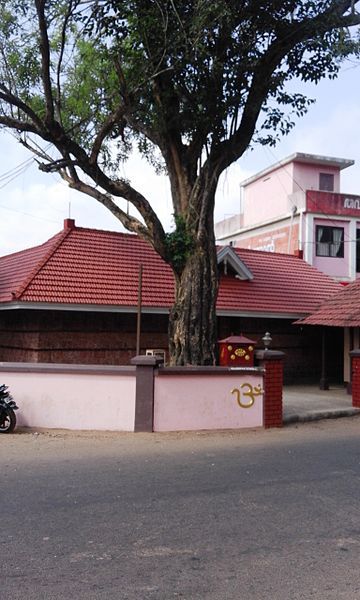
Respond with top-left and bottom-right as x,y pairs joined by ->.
70,224 -> 137,239
233,246 -> 302,259
234,246 -> 337,268
13,227 -> 73,300
0,234 -> 57,262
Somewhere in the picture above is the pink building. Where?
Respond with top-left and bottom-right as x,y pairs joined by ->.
215,153 -> 360,282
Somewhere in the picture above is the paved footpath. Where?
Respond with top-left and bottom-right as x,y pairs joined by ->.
283,385 -> 360,423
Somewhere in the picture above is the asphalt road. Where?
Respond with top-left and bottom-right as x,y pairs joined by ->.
1,418 -> 360,600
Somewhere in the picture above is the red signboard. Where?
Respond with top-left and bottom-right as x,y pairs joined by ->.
306,190 -> 360,217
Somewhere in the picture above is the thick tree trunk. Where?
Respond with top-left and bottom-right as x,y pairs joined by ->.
168,229 -> 218,366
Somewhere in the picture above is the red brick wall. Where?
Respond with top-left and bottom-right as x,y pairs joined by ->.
256,351 -> 284,428
351,352 -> 360,408
0,310 -> 168,365
0,310 -> 343,388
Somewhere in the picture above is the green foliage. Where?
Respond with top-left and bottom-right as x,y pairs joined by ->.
0,3 -> 41,102
1,1 -> 359,166
0,1 -> 359,178
85,0 -> 360,150
164,215 -> 195,273
61,40 -> 120,149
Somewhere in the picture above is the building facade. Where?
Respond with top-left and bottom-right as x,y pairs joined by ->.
0,220 -> 342,384
215,153 -> 360,282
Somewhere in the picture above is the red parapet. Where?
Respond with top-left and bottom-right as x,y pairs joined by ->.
306,190 -> 360,217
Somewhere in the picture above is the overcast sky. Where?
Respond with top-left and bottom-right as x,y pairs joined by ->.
0,60 -> 359,256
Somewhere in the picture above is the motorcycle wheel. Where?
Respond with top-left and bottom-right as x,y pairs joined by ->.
0,408 -> 16,433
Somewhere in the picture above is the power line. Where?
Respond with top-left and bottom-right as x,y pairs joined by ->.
0,156 -> 34,182
0,141 -> 66,222
0,162 -> 34,190
0,137 -> 54,187
0,203 -> 58,224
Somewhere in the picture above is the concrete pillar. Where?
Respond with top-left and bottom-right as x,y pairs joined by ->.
131,355 -> 162,432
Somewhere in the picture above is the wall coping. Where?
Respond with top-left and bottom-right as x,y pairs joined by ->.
156,365 -> 264,376
350,350 -> 360,358
255,350 -> 285,361
131,355 -> 163,366
0,362 -> 135,376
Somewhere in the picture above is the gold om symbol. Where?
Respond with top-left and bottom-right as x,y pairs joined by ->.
231,383 -> 263,408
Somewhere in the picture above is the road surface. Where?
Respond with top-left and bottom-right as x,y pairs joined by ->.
1,418 -> 360,599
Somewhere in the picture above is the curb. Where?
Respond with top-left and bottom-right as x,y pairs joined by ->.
283,407 -> 360,425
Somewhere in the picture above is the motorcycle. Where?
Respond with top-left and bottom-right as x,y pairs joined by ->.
0,384 -> 18,433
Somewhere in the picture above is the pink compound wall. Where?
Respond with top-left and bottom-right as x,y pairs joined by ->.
153,373 -> 264,431
1,366 -> 136,431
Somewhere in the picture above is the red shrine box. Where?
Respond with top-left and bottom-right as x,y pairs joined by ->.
218,334 -> 256,367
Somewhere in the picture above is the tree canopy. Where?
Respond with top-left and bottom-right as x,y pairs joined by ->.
0,1 -> 360,364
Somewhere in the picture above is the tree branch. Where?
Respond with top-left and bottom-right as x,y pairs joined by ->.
19,136 -> 53,163
62,132 -> 167,241
35,0 -> 55,125
89,105 -> 127,164
124,112 -> 163,149
55,0 -> 75,125
332,0 -> 360,21
0,86 -> 45,132
0,114 -> 41,137
60,170 -> 167,257
213,0 -> 360,175
10,111 -> 168,252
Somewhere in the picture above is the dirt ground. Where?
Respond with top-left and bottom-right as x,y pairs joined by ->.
2,417 -> 359,462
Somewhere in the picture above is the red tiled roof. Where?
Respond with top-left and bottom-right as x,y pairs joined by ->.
217,248 -> 340,315
0,229 -> 68,303
297,277 -> 360,327
0,222 -> 341,316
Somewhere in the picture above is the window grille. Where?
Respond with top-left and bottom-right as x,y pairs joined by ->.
319,173 -> 334,192
316,225 -> 344,258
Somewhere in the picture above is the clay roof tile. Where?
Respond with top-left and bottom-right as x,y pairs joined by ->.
0,224 -> 341,316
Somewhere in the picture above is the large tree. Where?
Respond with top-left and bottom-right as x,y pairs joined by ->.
0,1 -> 359,365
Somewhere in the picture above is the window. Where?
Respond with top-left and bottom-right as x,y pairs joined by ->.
319,173 -> 334,192
316,225 -> 344,258
356,229 -> 360,272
